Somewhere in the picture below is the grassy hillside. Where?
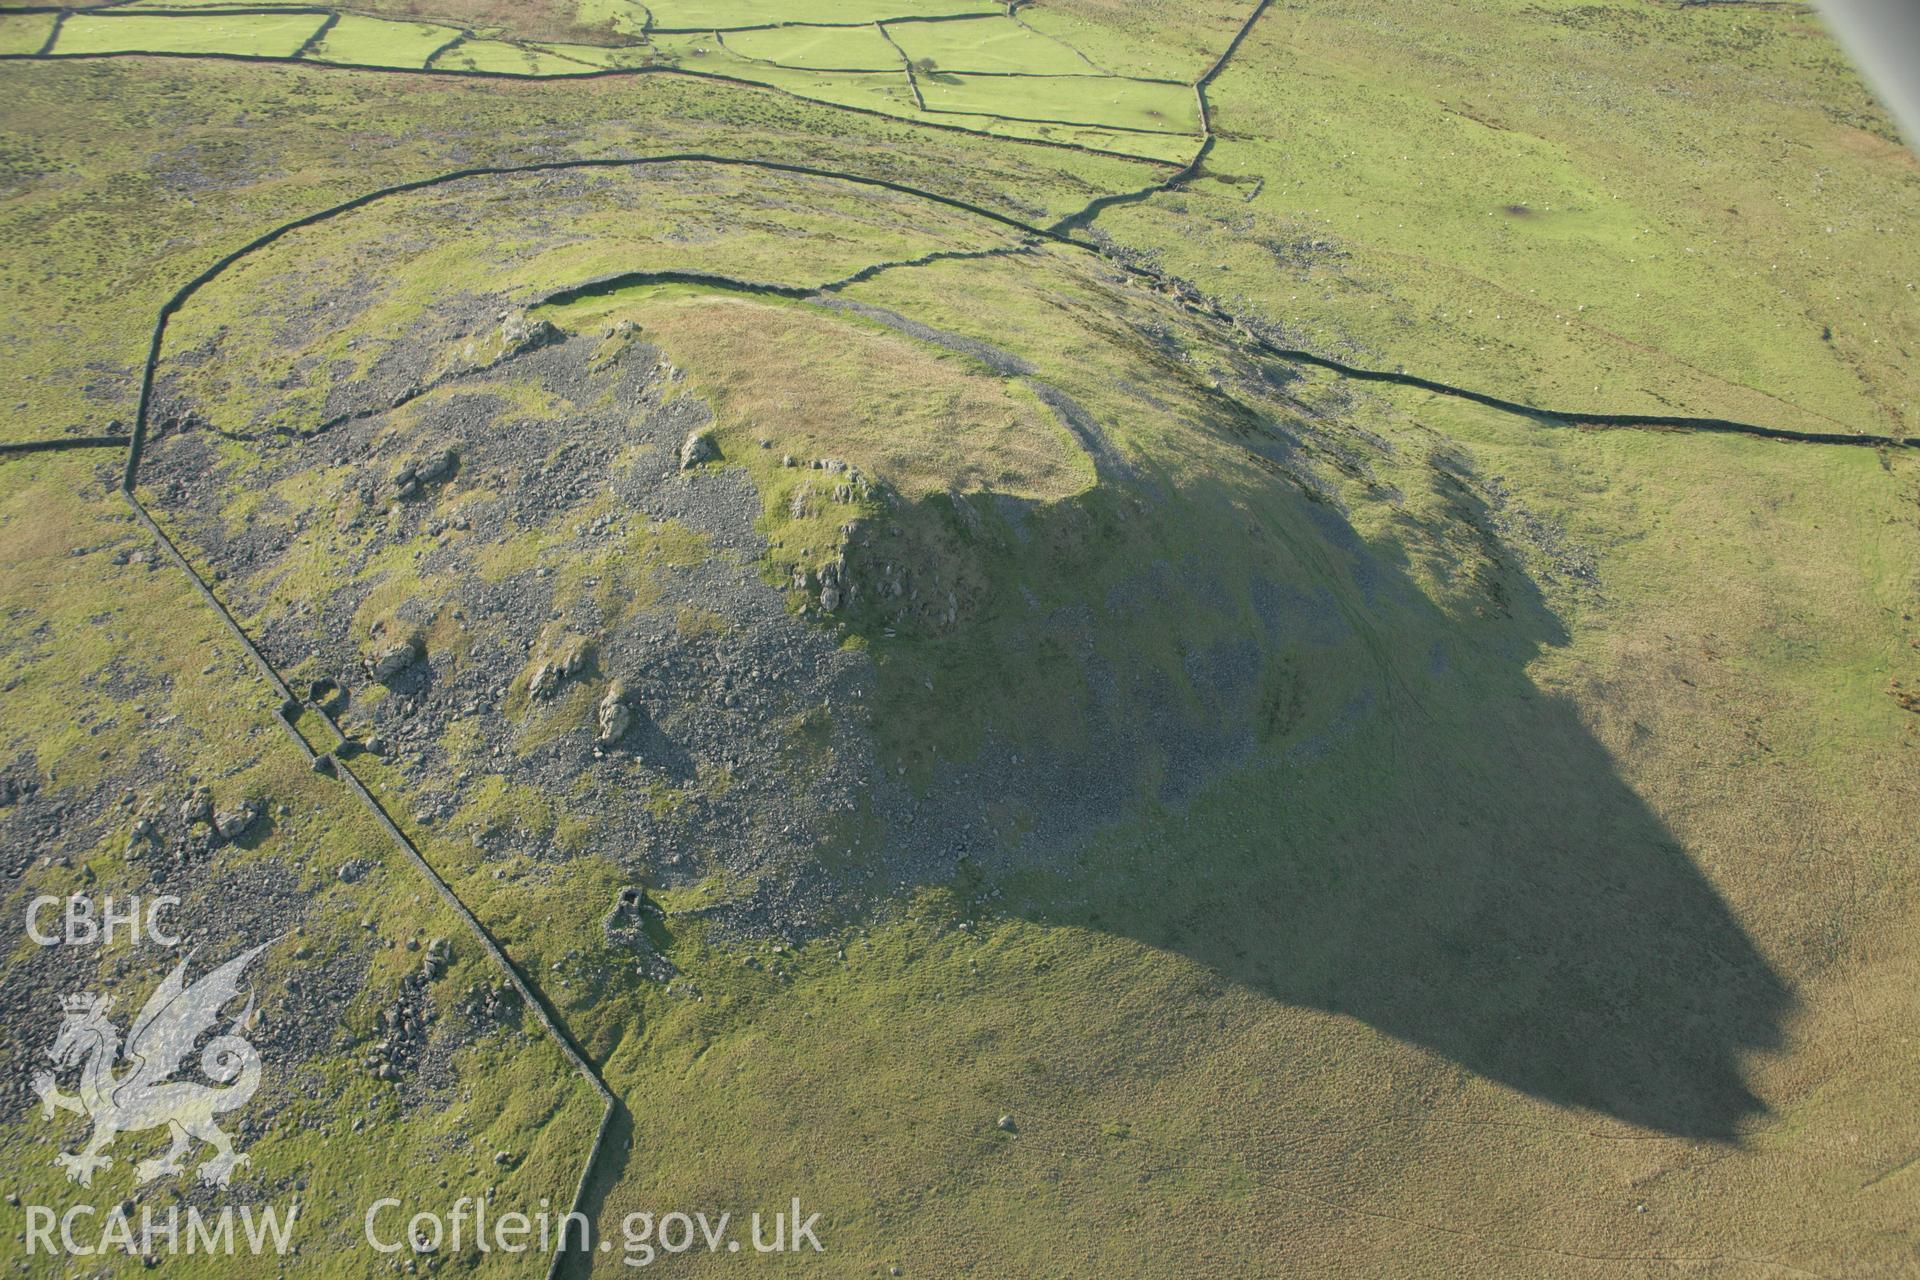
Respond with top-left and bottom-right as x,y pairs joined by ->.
0,1 -> 1915,1276
1095,0 -> 1920,437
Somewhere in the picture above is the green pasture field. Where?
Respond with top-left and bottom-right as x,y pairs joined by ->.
24,7 -> 1203,156
1015,0 -> 1255,81
439,36 -> 597,75
0,11 -> 51,55
720,24 -> 901,72
56,11 -> 328,58
309,15 -> 464,68
98,0 -> 317,8
964,116 -> 1195,164
884,12 -> 1106,76
643,38 -> 1201,160
1097,0 -> 1920,437
111,0 -> 616,44
519,39 -> 654,69
645,0 -> 1000,29
103,0 -> 323,7
917,69 -> 1199,134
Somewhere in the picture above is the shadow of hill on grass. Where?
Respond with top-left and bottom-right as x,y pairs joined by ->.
1069,670 -> 1790,1140
866,445 -> 1792,1143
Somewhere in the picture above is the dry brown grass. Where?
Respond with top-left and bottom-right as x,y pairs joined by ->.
335,0 -> 628,46
634,295 -> 1095,503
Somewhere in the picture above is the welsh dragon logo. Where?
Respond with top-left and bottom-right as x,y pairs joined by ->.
31,941 -> 269,1188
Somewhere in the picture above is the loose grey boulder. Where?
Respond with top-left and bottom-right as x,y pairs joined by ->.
500,312 -> 561,355
818,560 -> 846,612
596,681 -> 632,745
604,887 -> 674,982
178,786 -> 213,827
680,429 -> 718,470
422,937 -> 451,981
212,799 -> 262,843
367,638 -> 420,683
392,447 -> 455,499
415,447 -> 456,485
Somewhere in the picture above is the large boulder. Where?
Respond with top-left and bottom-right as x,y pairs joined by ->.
680,429 -> 718,470
500,312 -> 561,355
818,559 -> 847,613
178,786 -> 213,827
391,446 -> 456,499
367,637 -> 420,683
604,886 -> 674,982
421,937 -> 451,982
213,799 -> 262,843
596,681 -> 632,745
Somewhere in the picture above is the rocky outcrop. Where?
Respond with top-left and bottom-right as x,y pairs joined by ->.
604,887 -> 675,983
818,559 -> 846,613
213,798 -> 262,843
528,644 -> 586,698
392,447 -> 456,499
500,312 -> 561,357
596,680 -> 632,745
366,636 -> 420,683
178,786 -> 213,827
680,429 -> 718,470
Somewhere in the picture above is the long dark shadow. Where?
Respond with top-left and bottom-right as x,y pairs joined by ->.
980,465 -> 1793,1139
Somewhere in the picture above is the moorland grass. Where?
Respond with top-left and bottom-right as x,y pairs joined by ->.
571,380 -> 1920,1277
544,288 -> 1100,597
1095,0 -> 1920,436
0,57 -> 1160,447
0,453 -> 607,1278
148,163 -> 1035,437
